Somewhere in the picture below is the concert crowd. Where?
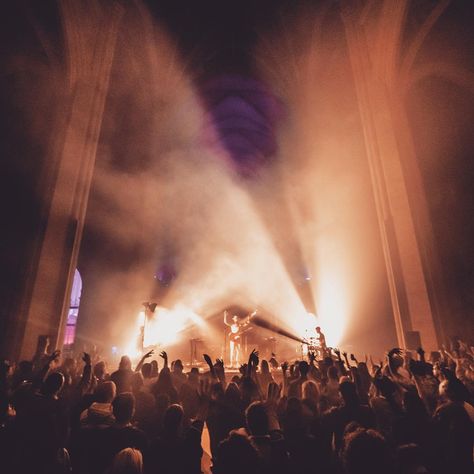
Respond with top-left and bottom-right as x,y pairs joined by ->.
1,338 -> 473,474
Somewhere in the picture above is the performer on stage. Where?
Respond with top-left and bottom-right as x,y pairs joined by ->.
315,326 -> 327,357
224,310 -> 254,368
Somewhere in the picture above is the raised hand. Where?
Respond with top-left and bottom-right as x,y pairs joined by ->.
374,365 -> 382,378
249,349 -> 259,367
388,348 -> 402,358
267,381 -> 281,404
144,350 -> 154,359
159,351 -> 168,360
350,354 -> 356,361
266,381 -> 282,431
281,361 -> 289,373
82,352 -> 91,365
214,358 -> 225,382
49,350 -> 61,363
203,354 -> 213,368
308,352 -> 316,363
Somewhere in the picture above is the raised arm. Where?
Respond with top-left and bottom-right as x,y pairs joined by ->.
246,310 -> 256,326
77,352 -> 92,393
203,354 -> 217,380
32,350 -> 60,391
266,382 -> 282,432
135,350 -> 154,372
214,358 -> 226,385
248,349 -> 259,378
367,354 -> 376,377
416,347 -> 426,363
281,361 -> 289,396
338,351 -> 348,376
342,352 -> 351,368
159,350 -> 168,369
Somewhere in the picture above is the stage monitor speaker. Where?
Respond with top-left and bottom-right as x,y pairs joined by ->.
405,331 -> 421,350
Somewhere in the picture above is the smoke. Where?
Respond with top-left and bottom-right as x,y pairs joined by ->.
73,1 -> 397,359
5,1 -> 473,360
2,1 -> 392,358
76,3 -> 311,357
253,4 -> 393,352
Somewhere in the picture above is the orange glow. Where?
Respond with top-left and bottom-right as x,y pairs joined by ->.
143,305 -> 206,347
315,274 -> 348,348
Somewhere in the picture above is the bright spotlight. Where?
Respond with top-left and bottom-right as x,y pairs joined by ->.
143,304 -> 205,347
290,310 -> 317,340
138,310 -> 146,326
316,273 -> 348,347
120,304 -> 207,359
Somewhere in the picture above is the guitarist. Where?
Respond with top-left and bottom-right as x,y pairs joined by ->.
224,310 -> 255,368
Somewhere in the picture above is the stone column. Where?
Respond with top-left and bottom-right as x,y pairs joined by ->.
18,0 -> 124,359
341,0 -> 446,351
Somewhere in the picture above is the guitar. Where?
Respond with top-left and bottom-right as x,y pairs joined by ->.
229,324 -> 253,342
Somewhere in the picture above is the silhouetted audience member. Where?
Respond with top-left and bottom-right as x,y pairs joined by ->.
395,444 -> 429,474
246,401 -> 289,474
146,403 -> 204,474
73,381 -> 117,473
213,430 -> 260,474
206,381 -> 244,460
130,372 -> 155,430
94,360 -> 108,384
171,359 -> 187,391
100,393 -> 147,470
111,356 -> 134,394
109,447 -> 143,474
432,377 -> 473,473
16,372 -> 68,474
2,340 -> 473,474
342,428 -> 393,474
151,367 -> 178,403
288,361 -> 309,399
370,375 -> 403,441
282,396 -> 327,474
325,380 -> 374,453
81,381 -> 117,427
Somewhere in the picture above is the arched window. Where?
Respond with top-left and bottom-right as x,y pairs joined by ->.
64,269 -> 82,346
